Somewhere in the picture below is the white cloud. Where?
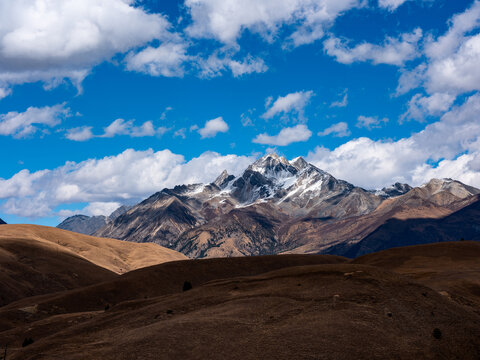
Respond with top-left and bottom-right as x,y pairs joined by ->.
65,126 -> 94,142
356,115 -> 388,129
330,90 -> 348,108
253,124 -> 312,146
84,202 -> 122,217
64,119 -> 168,141
378,0 -> 409,11
185,0 -> 363,46
425,34 -> 480,94
0,0 -> 173,93
262,90 -> 314,120
0,149 -> 255,217
324,28 -> 422,66
228,56 -> 268,77
125,42 -> 188,77
400,93 -> 456,122
307,93 -> 480,189
318,122 -> 350,137
0,87 -> 12,100
398,1 -> 480,96
0,103 -> 70,138
196,50 -> 268,78
241,109 -> 255,127
174,128 -> 187,139
198,117 -> 229,138
101,119 -> 160,138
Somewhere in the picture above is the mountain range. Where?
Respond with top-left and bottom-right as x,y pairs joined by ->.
59,154 -> 480,258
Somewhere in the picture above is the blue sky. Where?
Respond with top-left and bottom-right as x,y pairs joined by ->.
1,0 -> 480,226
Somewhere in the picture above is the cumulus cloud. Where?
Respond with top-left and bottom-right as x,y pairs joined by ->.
253,124 -> 312,146
324,28 -> 422,66
0,103 -> 71,138
198,117 -> 229,138
262,90 -> 314,120
0,0 -> 173,93
356,115 -> 388,130
378,0 -> 409,11
400,93 -> 456,122
0,149 -> 255,217
318,122 -> 350,137
185,0 -> 363,46
196,51 -> 268,78
307,93 -> 480,189
101,119 -> 164,138
398,1 -> 480,96
65,126 -> 94,142
125,42 -> 188,78
0,87 -> 12,100
64,119 -> 168,141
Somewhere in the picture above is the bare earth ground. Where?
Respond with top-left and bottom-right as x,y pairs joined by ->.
0,225 -> 479,359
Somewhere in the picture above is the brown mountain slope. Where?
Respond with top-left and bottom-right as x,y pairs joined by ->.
0,225 -> 187,274
0,225 -> 187,306
1,262 -> 479,360
353,241 -> 480,312
330,197 -> 480,258
282,181 -> 479,255
0,231 -> 116,307
0,254 -> 347,329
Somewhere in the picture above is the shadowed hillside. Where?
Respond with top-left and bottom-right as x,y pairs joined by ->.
1,262 -> 479,360
0,242 -> 480,359
0,225 -> 187,306
328,198 -> 480,258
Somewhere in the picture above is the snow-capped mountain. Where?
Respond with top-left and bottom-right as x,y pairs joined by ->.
94,154 -> 417,256
60,153 -> 478,259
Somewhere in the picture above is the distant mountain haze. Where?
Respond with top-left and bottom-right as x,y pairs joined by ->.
57,205 -> 132,235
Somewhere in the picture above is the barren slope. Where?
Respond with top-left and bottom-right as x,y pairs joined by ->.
1,263 -> 479,360
353,241 -> 480,312
0,225 -> 187,274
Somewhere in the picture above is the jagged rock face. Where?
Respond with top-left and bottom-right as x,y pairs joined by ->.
96,193 -> 204,247
92,154 -> 480,259
57,205 -> 131,236
175,205 -> 287,258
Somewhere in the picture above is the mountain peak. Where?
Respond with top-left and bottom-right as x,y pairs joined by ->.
248,153 -> 294,176
253,153 -> 290,165
421,178 -> 480,198
213,170 -> 235,188
290,156 -> 309,171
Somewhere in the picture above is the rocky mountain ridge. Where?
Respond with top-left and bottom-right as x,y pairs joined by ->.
58,153 -> 480,258
96,154 -> 474,257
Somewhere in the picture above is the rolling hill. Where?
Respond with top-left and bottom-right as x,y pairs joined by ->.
0,242 -> 479,359
0,225 -> 187,306
0,241 -> 480,360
